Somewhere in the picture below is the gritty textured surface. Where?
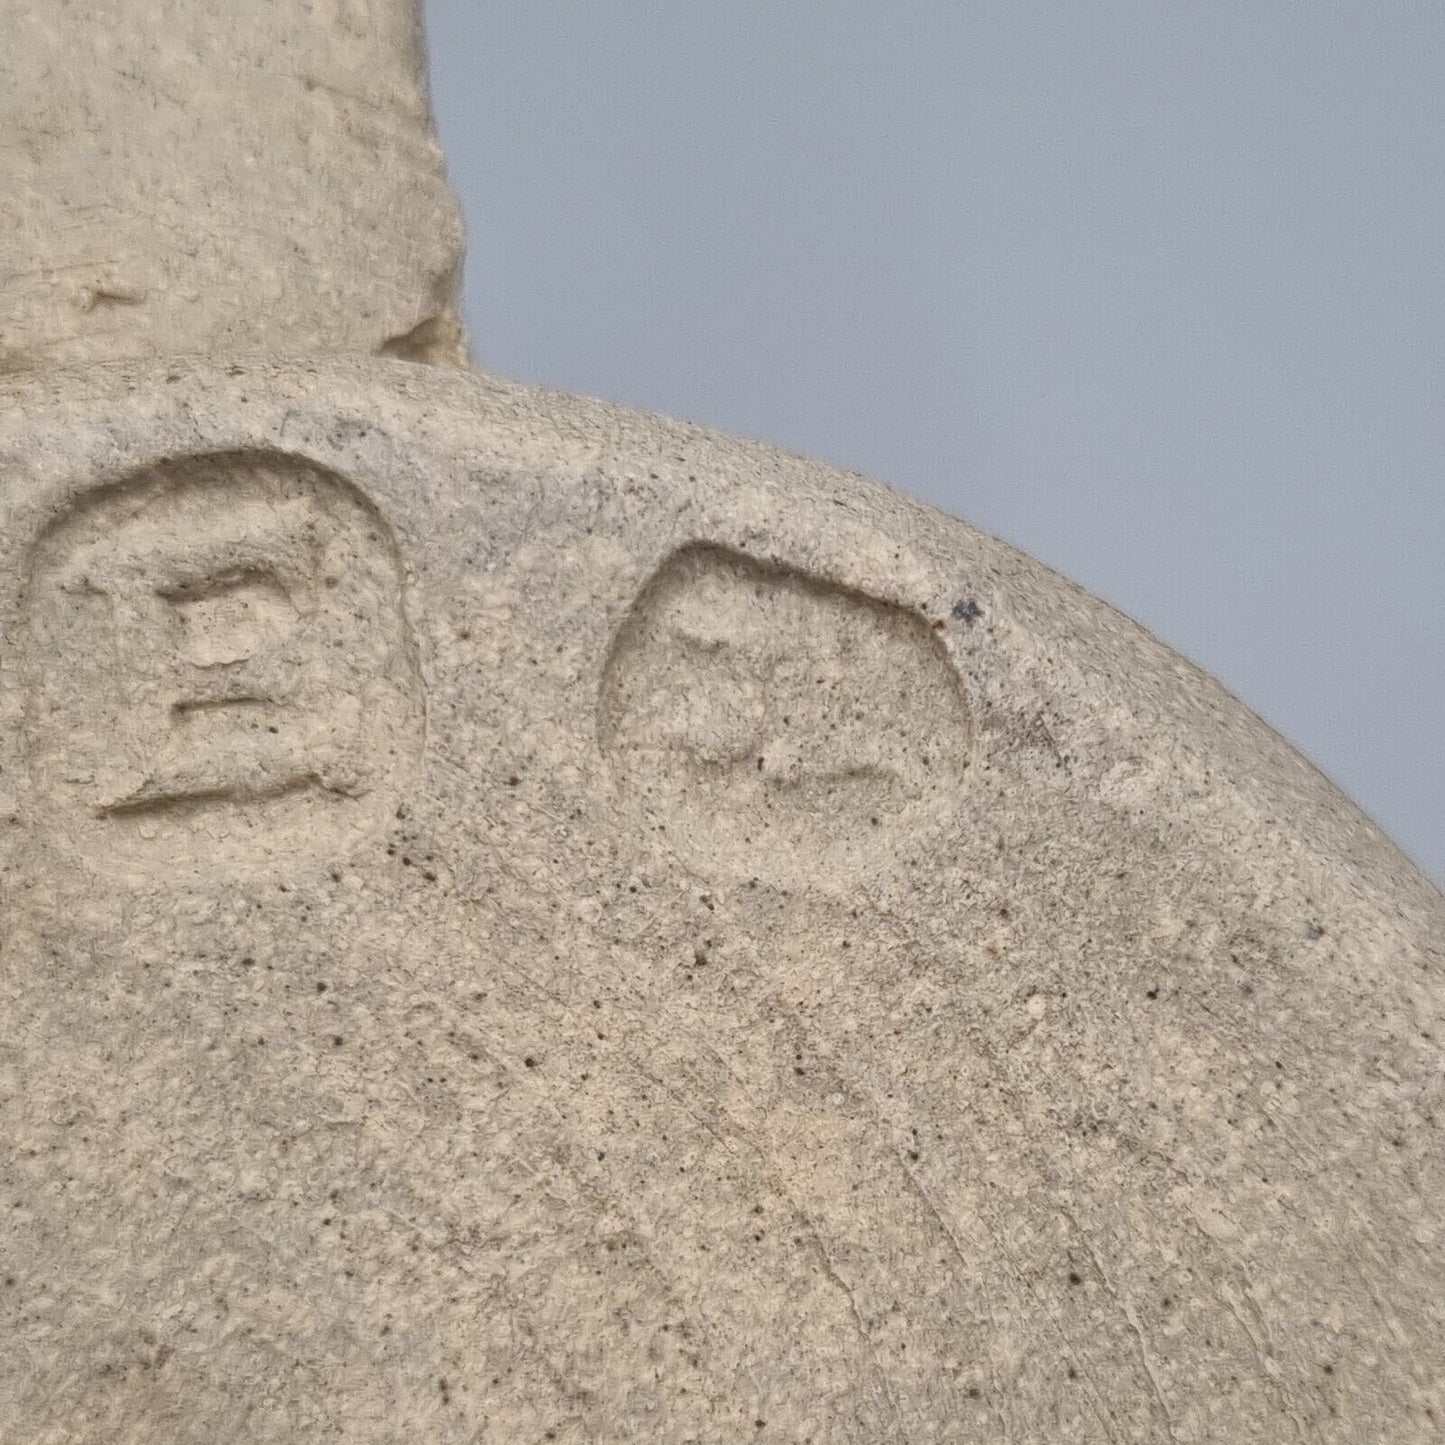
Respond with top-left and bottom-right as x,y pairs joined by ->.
0,0 -> 466,372
0,357 -> 1441,1442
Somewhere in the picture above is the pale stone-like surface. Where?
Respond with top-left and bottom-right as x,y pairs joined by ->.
0,0 -> 466,372
12,3 -> 1437,1438
1,357 -> 1440,1442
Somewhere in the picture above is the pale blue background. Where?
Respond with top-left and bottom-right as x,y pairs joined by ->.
426,2 -> 1443,883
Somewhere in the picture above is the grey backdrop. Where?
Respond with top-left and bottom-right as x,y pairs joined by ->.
426,1 -> 1442,884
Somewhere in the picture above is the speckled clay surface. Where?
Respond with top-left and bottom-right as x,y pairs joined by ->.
1,358 -> 1440,1441
0,0 -> 466,372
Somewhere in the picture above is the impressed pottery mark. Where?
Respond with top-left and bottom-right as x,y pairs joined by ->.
599,544 -> 972,885
20,451 -> 423,875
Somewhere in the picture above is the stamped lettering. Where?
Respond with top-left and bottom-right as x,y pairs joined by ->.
599,544 -> 972,884
21,451 -> 423,874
